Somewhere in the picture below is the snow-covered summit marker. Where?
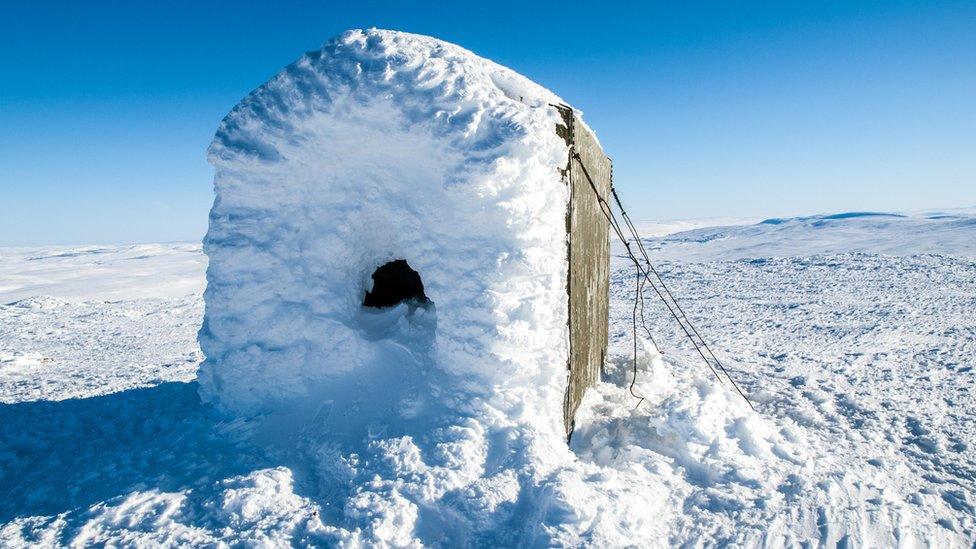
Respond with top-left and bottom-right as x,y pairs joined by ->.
199,29 -> 612,443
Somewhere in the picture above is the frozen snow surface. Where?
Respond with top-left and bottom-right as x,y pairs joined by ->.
2,209 -> 974,547
0,244 -> 205,403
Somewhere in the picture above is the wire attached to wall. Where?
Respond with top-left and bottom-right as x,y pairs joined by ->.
571,149 -> 757,412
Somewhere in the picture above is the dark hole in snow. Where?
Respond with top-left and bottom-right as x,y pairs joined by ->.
363,259 -> 430,308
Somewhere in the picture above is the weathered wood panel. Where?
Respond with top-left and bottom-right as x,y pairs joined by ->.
561,108 -> 611,437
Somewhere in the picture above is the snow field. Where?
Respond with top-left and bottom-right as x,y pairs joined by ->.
1,211 -> 973,545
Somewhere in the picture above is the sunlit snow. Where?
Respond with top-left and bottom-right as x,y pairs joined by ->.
1,210 -> 973,546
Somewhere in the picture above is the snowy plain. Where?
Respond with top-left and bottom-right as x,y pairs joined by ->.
1,210 -> 974,546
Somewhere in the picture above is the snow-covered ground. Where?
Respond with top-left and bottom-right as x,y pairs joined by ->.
0,244 -> 205,403
1,210 -> 974,546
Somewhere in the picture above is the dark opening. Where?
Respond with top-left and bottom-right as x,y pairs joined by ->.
363,259 -> 430,308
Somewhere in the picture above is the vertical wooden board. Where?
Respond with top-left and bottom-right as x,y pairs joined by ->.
563,113 -> 611,436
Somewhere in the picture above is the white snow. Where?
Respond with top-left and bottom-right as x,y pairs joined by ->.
0,244 -> 205,404
646,209 -> 976,261
2,209 -> 974,546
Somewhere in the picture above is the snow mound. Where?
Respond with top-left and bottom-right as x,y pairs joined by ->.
5,297 -> 67,309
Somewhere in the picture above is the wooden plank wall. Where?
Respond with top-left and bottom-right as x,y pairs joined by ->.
561,107 -> 611,438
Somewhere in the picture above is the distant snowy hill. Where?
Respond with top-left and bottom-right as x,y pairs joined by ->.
0,243 -> 205,304
1,210 -> 974,546
642,209 -> 976,261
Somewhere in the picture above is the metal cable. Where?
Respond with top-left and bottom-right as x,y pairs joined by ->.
609,186 -> 756,411
571,150 -> 756,411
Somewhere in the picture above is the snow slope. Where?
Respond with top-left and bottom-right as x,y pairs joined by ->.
2,210 -> 973,546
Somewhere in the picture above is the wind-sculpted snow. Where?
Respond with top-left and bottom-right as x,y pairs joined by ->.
0,245 -> 205,403
598,251 -> 976,544
200,29 -> 573,441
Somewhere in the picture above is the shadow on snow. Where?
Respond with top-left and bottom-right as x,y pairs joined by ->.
0,382 -> 264,524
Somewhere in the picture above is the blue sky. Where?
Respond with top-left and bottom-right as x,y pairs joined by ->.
1,1 -> 973,245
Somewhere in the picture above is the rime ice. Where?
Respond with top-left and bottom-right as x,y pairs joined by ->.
199,30 -> 574,431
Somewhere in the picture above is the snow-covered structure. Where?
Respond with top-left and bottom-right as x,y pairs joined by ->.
198,29 -> 611,446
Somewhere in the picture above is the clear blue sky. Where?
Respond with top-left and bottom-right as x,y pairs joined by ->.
1,1 -> 973,245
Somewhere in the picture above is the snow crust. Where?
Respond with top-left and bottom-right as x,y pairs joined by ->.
0,244 -> 205,403
2,210 -> 975,545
